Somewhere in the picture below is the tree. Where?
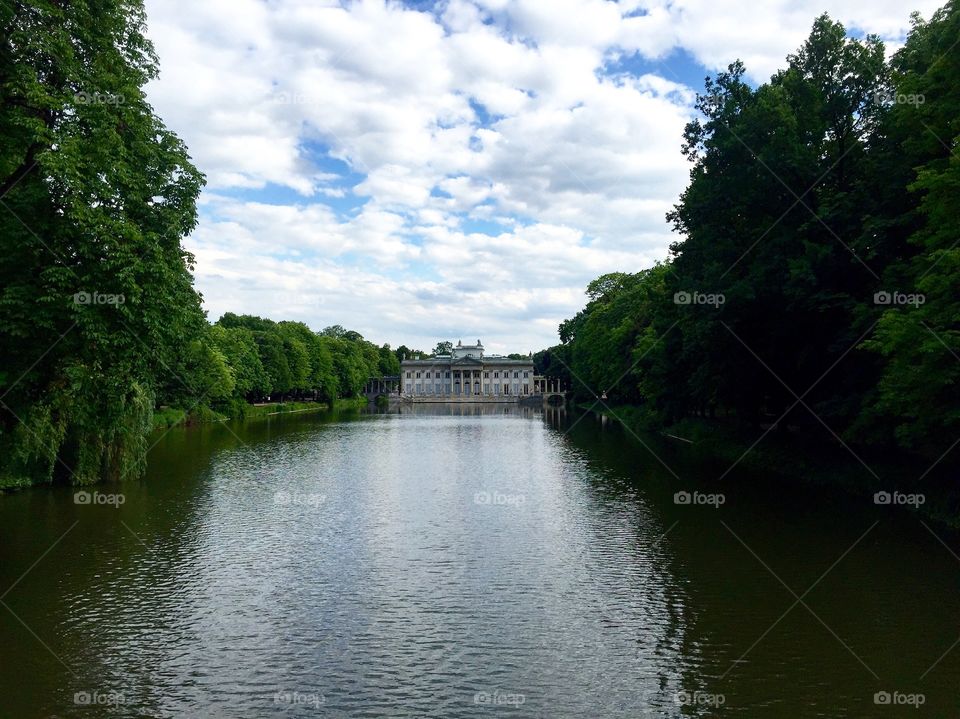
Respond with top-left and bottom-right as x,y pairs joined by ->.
862,2 -> 960,452
378,344 -> 400,376
209,325 -> 270,399
255,332 -> 291,399
320,325 -> 347,338
663,14 -> 890,428
546,8 -> 960,457
433,341 -> 453,356
0,0 -> 205,486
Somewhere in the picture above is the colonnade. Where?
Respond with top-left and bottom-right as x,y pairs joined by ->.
533,377 -> 564,394
363,376 -> 401,395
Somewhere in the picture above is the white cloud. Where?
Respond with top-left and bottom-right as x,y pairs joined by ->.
143,0 -> 935,350
619,0 -> 943,82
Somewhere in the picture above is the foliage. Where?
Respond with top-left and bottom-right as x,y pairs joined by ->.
211,314 -> 387,403
0,0 -> 205,485
432,341 -> 453,356
548,5 -> 960,460
0,1 -> 398,487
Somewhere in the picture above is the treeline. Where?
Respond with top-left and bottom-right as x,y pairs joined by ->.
165,316 -> 400,414
0,2 -> 396,488
540,5 -> 960,459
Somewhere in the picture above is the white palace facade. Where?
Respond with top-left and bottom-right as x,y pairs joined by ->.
400,340 -> 555,401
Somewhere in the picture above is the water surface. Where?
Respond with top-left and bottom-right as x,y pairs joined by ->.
1,405 -> 957,716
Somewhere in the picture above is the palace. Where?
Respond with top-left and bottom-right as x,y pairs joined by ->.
401,340 -> 538,400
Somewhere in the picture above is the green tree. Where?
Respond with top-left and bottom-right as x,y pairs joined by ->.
209,325 -> 270,399
862,2 -> 960,451
0,0 -> 205,486
665,15 -> 889,428
378,344 -> 401,376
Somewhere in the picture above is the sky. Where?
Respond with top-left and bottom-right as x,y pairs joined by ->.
142,0 -> 942,355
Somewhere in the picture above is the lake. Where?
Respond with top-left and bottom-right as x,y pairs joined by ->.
1,404 -> 957,716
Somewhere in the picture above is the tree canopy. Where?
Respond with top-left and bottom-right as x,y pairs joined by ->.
0,1 -> 399,488
544,5 -> 960,459
1,0 -> 205,485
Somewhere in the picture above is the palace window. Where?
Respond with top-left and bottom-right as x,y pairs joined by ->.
523,371 -> 530,378
514,371 -> 519,378
416,371 -> 421,378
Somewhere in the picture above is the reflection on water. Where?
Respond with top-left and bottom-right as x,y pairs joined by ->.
0,405 -> 958,717
392,400 -> 552,417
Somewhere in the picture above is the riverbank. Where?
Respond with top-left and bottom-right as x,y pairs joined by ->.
583,403 -> 959,528
0,399 -> 369,491
152,398 -> 368,430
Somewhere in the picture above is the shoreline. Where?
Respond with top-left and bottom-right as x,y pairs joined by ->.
578,403 -> 959,530
151,398 -> 368,431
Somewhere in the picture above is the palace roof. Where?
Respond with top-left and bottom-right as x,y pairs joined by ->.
400,355 -> 532,366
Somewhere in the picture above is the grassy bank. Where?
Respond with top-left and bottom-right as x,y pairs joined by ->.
583,403 -> 959,528
151,397 -> 368,431
1,399 -> 367,491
